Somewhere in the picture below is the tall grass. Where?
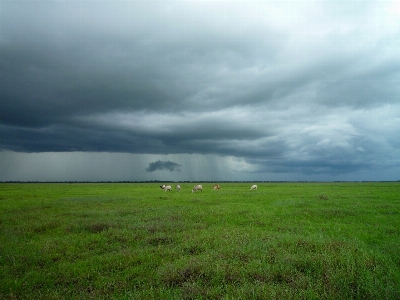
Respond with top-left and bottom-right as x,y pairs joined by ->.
1,182 -> 399,299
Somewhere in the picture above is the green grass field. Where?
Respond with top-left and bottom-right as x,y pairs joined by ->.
1,182 -> 399,299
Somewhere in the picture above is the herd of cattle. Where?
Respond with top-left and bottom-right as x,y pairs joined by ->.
160,184 -> 257,192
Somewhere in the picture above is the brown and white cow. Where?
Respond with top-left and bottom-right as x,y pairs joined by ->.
212,184 -> 220,190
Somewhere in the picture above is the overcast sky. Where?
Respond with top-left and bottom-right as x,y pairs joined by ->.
1,0 -> 399,182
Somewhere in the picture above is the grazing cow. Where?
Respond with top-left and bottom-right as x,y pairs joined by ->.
176,184 -> 181,191
160,185 -> 172,192
250,184 -> 257,190
192,185 -> 203,193
212,184 -> 220,190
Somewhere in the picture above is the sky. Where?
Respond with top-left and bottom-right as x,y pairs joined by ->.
1,0 -> 400,182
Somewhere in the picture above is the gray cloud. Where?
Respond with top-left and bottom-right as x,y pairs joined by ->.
1,1 -> 399,181
146,160 -> 181,173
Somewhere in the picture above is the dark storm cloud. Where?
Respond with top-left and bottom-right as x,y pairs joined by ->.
1,0 -> 399,180
146,160 -> 181,173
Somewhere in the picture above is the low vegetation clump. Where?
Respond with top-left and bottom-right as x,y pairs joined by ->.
1,182 -> 399,299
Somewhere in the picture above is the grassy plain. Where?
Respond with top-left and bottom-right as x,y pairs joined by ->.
0,182 -> 399,299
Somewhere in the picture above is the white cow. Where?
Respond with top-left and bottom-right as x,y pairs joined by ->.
192,185 -> 203,193
176,184 -> 181,191
160,185 -> 172,192
250,184 -> 257,190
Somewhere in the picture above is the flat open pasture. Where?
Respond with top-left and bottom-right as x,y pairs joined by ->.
1,182 -> 399,299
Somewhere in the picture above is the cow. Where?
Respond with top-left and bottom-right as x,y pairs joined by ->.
192,185 -> 203,193
250,184 -> 257,190
176,184 -> 181,191
160,185 -> 172,192
212,184 -> 220,190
